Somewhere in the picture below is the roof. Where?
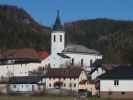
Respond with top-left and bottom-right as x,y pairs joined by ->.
100,65 -> 133,79
57,53 -> 70,59
37,51 -> 48,59
52,10 -> 63,31
46,67 -> 83,78
8,76 -> 43,84
62,44 -> 101,55
0,48 -> 40,60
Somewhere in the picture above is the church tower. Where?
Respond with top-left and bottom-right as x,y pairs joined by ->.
51,11 -> 65,54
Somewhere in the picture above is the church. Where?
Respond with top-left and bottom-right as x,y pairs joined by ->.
42,11 -> 102,71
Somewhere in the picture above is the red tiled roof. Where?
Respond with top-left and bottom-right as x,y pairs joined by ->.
37,51 -> 48,59
0,48 -> 40,60
46,67 -> 83,78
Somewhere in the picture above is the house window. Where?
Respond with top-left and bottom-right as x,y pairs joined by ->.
114,80 -> 119,86
81,59 -> 84,66
60,35 -> 62,42
71,58 -> 74,65
74,84 -> 76,87
49,83 -> 51,87
53,35 -> 56,42
64,83 -> 66,87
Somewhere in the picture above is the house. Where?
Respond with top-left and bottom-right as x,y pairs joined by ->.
42,11 -> 102,71
0,48 -> 42,79
45,67 -> 97,95
7,76 -> 44,94
99,65 -> 133,99
45,67 -> 88,91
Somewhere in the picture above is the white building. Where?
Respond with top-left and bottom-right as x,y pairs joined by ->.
0,48 -> 42,79
42,11 -> 102,71
44,67 -> 97,95
100,65 -> 133,99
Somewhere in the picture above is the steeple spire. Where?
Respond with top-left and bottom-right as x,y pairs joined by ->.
53,10 -> 63,31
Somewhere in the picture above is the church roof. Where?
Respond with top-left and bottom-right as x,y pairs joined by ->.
53,10 -> 63,31
57,53 -> 70,59
62,44 -> 101,55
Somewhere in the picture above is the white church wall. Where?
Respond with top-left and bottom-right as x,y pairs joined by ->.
64,53 -> 102,70
51,31 -> 65,54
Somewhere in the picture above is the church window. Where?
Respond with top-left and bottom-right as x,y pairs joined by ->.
60,35 -> 62,42
53,35 -> 56,42
81,59 -> 84,66
71,58 -> 74,65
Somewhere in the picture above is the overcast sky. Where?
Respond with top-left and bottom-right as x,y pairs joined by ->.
0,0 -> 133,26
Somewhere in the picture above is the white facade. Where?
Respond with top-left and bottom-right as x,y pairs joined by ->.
41,53 -> 70,68
100,80 -> 133,92
45,71 -> 88,91
0,63 -> 42,79
64,53 -> 102,71
51,31 -> 65,54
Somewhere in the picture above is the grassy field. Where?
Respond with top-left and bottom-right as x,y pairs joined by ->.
0,95 -> 132,100
0,95 -> 75,100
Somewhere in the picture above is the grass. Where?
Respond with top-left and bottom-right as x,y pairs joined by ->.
0,95 -> 132,100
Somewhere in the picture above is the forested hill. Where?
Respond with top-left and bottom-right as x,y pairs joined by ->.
0,5 -> 133,64
0,5 -> 50,51
65,19 -> 133,64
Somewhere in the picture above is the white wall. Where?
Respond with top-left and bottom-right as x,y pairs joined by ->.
65,53 -> 102,71
0,63 -> 42,78
41,54 -> 71,68
100,80 -> 133,92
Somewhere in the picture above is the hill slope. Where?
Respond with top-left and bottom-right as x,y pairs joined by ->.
0,5 -> 50,51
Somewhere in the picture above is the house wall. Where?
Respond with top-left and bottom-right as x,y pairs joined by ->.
100,80 -> 133,92
0,63 -> 41,79
65,53 -> 102,71
46,71 -> 88,91
0,84 -> 7,94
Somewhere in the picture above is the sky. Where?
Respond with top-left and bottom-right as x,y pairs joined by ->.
0,0 -> 133,26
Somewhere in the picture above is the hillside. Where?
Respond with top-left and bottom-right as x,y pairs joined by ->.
0,5 -> 50,51
0,5 -> 133,64
65,19 -> 133,64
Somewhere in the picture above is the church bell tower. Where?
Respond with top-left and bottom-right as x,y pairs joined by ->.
51,10 -> 65,54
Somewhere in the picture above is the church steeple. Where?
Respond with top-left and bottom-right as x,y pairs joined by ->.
53,10 -> 63,31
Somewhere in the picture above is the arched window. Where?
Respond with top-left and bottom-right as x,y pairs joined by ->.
60,35 -> 62,42
81,59 -> 84,66
90,59 -> 93,66
71,58 -> 74,65
53,35 -> 56,42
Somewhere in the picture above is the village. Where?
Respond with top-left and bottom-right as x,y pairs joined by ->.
0,10 -> 132,100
